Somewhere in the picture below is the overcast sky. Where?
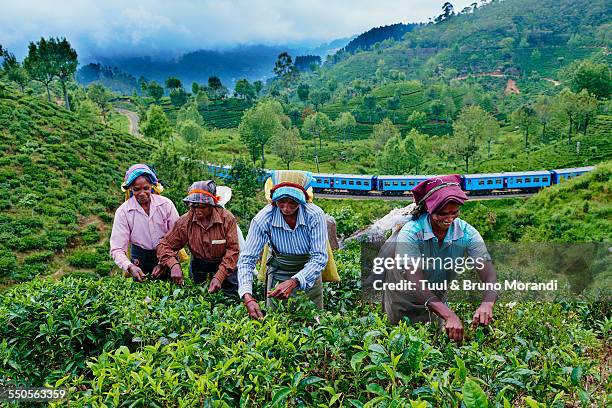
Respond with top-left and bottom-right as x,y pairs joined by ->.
1,0 -> 475,60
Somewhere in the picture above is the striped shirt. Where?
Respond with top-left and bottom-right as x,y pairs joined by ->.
396,213 -> 491,284
237,203 -> 328,298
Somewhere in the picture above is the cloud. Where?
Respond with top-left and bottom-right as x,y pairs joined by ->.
0,0 -> 475,59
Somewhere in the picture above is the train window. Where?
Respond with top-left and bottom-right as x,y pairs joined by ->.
349,180 -> 354,185
487,180 -> 493,185
525,177 -> 531,183
496,179 -> 501,183
393,181 -> 398,186
384,181 -> 390,186
400,181 -> 406,186
478,180 -> 485,186
534,177 -> 539,182
542,178 -> 548,182
409,181 -> 415,186
341,180 -> 347,185
516,178 -> 522,183
325,179 -> 330,184
356,181 -> 361,185
468,180 -> 472,184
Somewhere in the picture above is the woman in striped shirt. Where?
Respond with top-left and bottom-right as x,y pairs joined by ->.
237,171 -> 328,319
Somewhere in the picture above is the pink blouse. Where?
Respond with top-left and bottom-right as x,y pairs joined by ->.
109,194 -> 180,271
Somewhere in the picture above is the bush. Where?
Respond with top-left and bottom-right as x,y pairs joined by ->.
68,251 -> 103,269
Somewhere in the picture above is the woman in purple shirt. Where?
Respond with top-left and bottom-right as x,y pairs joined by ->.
109,164 -> 180,282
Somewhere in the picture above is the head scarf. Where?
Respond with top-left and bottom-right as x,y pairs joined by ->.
268,170 -> 314,205
121,164 -> 164,199
183,180 -> 221,206
410,174 -> 468,215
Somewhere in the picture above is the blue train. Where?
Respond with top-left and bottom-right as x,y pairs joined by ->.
205,163 -> 595,196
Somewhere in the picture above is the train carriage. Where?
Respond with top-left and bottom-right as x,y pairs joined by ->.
377,175 -> 433,195
312,173 -> 375,195
550,166 -> 595,184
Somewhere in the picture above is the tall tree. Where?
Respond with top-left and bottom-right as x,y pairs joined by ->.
169,88 -> 188,107
253,80 -> 263,96
574,89 -> 598,136
178,120 -> 205,144
273,52 -> 295,80
334,112 -> 356,142
142,105 -> 172,146
176,102 -> 205,127
23,38 -> 56,103
297,83 -> 310,103
511,104 -> 538,149
564,60 -> 611,99
534,95 -> 553,143
1,50 -> 28,92
165,76 -> 182,90
373,118 -> 400,151
207,76 -> 227,99
273,127 -> 302,169
302,112 -> 331,172
51,38 -> 78,111
86,83 -> 112,123
234,78 -> 255,101
407,110 -> 427,131
146,81 -> 164,104
452,105 -> 492,172
238,100 -> 286,166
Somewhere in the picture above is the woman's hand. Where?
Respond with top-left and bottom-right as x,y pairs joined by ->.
208,277 -> 222,293
243,294 -> 264,320
170,264 -> 184,285
128,264 -> 145,282
472,302 -> 494,328
444,312 -> 464,342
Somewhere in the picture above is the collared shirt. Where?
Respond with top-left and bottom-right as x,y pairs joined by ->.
110,194 -> 179,272
156,207 -> 239,282
396,213 -> 491,283
237,203 -> 328,299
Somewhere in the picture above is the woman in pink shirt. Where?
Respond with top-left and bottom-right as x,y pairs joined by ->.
109,164 -> 180,282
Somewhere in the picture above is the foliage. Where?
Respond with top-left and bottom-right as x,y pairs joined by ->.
238,99 -> 286,166
272,127 -> 302,170
562,60 -> 611,99
142,105 -> 172,145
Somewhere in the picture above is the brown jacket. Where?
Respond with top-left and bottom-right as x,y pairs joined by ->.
157,207 -> 239,282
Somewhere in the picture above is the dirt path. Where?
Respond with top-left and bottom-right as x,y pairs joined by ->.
543,77 -> 561,86
505,79 -> 520,95
115,108 -> 142,138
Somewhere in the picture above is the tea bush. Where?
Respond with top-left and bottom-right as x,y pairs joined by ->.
1,243 -> 608,406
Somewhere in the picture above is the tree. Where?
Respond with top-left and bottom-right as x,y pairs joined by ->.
86,83 -> 112,123
23,38 -> 57,103
146,81 -> 164,104
142,105 -> 172,145
165,76 -> 182,90
49,38 -> 78,111
191,82 -> 200,95
373,118 -> 400,151
273,127 -> 302,169
564,60 -> 611,99
407,110 -> 427,131
377,135 -> 418,175
310,89 -> 330,110
574,89 -> 598,136
534,95 -> 553,142
452,105 -> 493,172
253,80 -> 263,96
297,83 -> 310,103
273,52 -> 295,80
334,112 -> 356,142
1,50 -> 28,92
511,104 -> 538,149
238,100 -> 286,166
302,112 -> 331,172
176,103 -> 204,127
429,99 -> 445,124
234,78 -> 255,101
195,90 -> 210,109
76,99 -> 101,125
178,120 -> 205,144
169,88 -> 188,107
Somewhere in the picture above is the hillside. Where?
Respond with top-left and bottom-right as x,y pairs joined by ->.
319,0 -> 610,86
0,84 -> 153,285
